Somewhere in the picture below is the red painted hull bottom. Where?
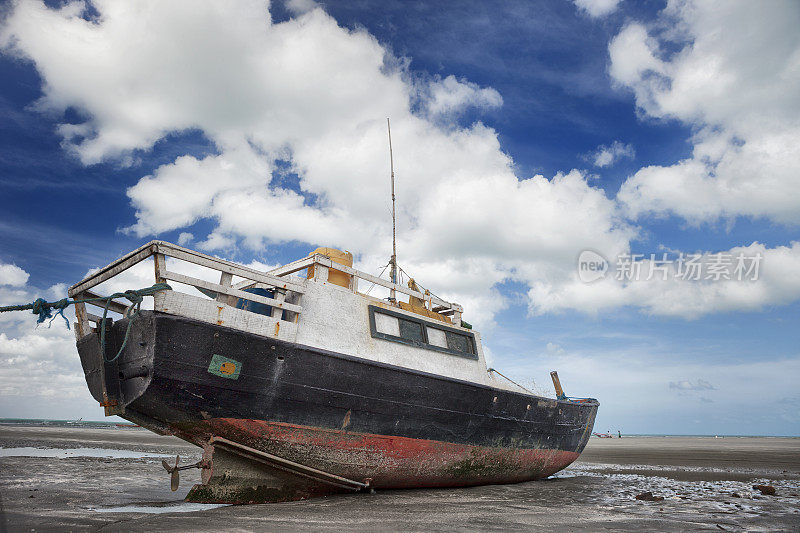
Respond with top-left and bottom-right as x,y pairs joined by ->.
174,418 -> 581,503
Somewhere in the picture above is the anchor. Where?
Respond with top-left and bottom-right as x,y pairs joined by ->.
161,455 -> 206,491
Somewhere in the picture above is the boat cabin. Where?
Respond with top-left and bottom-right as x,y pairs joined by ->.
69,241 -> 522,393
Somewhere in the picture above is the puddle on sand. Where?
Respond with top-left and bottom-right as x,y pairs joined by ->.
0,447 -> 170,459
91,503 -> 229,514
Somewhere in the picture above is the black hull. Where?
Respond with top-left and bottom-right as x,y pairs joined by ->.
77,311 -> 598,494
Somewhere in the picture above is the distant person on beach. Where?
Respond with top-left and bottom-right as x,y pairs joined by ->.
618,430 -> 622,438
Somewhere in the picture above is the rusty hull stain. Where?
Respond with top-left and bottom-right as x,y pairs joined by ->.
172,418 -> 580,494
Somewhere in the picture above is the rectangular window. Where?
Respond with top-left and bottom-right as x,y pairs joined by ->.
374,312 -> 400,336
446,331 -> 473,355
398,318 -> 424,343
426,326 -> 447,348
368,305 -> 478,360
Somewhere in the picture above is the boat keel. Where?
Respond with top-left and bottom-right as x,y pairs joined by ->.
185,436 -> 369,504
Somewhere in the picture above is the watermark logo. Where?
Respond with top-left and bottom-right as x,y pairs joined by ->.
577,250 -> 763,283
577,250 -> 609,283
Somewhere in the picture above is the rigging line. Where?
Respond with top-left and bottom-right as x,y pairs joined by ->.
487,368 -> 535,395
397,264 -> 445,303
364,262 -> 390,296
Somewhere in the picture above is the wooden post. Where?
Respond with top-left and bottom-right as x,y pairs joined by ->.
315,264 -> 329,283
217,272 -> 234,306
271,289 -> 286,320
73,300 -> 89,340
154,253 -> 167,284
550,371 -> 566,399
350,273 -> 358,293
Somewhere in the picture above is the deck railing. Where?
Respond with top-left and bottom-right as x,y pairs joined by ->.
245,254 -> 463,324
67,240 -> 305,339
68,240 -> 464,339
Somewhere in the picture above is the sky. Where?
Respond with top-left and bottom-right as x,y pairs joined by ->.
0,0 -> 798,435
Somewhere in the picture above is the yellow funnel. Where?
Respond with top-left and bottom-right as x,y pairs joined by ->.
307,247 -> 353,288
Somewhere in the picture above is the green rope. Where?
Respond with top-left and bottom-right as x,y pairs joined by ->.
0,297 -> 72,327
0,283 -> 171,362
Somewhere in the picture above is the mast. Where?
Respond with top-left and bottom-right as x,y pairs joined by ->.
387,117 -> 397,302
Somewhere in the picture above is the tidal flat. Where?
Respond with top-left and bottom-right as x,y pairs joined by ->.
1,425 -> 798,532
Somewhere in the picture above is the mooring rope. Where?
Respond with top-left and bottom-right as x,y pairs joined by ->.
487,368 -> 535,395
0,283 -> 171,362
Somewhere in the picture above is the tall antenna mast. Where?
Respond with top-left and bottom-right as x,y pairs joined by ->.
387,117 -> 397,302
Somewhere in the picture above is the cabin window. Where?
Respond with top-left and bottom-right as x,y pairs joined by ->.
446,331 -> 473,355
398,318 -> 424,343
368,305 -> 478,360
374,312 -> 400,336
426,326 -> 447,348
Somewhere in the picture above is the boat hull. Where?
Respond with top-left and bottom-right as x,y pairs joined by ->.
77,311 -> 598,502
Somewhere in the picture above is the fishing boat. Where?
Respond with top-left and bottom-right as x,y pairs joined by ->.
68,120 -> 597,503
68,240 -> 599,503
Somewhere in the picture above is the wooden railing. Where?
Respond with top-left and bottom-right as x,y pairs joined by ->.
67,241 -> 305,339
67,240 -> 464,338
242,253 -> 463,325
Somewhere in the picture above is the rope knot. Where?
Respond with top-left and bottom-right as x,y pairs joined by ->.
28,297 -> 71,328
31,298 -> 51,324
1,283 -> 172,358
123,290 -> 144,305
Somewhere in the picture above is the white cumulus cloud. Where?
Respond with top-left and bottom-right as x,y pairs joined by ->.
588,140 -> 634,167
609,0 -> 800,225
285,0 -> 318,16
0,262 -> 29,286
423,75 -> 503,118
573,0 -> 621,18
177,232 -> 194,246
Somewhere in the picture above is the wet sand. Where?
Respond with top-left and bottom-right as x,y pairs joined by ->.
1,426 -> 798,532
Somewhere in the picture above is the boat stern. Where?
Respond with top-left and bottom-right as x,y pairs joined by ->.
76,311 -> 156,417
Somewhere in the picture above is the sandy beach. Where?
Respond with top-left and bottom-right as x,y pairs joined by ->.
1,425 -> 798,532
